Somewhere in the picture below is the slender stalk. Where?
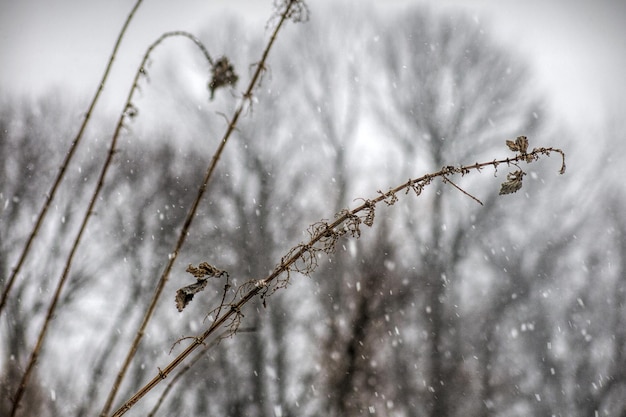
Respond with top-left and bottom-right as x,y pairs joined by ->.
146,328 -> 254,417
0,0 -> 144,316
100,3 -> 299,416
9,30 -> 212,417
6,3 -> 144,415
110,146 -> 565,417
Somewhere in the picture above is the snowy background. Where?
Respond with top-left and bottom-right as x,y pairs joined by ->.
2,0 -> 625,128
1,1 -> 625,416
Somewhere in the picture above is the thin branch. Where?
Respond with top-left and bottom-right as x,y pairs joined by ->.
0,0 -> 144,317
6,2 -> 146,415
442,174 -> 484,205
9,30 -> 214,417
111,144 -> 565,417
146,328 -> 255,417
104,2 -> 303,416
96,31 -> 216,417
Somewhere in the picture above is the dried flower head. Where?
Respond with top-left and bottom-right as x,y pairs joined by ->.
208,57 -> 239,100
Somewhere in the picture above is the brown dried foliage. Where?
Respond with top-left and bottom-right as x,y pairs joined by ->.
175,138 -> 566,334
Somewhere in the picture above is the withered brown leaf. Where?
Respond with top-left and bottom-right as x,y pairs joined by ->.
176,262 -> 228,312
516,136 -> 529,153
175,280 -> 210,312
505,136 -> 529,154
499,170 -> 525,195
186,262 -> 227,279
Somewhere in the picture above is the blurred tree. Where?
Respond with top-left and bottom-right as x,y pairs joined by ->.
370,7 -> 545,417
0,96 -> 104,417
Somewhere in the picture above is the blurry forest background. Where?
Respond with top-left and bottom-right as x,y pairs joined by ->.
1,2 -> 626,417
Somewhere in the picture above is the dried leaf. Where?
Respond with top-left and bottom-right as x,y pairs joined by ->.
186,262 -> 227,279
176,262 -> 228,311
499,170 -> 525,195
175,279 -> 209,312
515,135 -> 529,153
505,136 -> 529,154
506,139 -> 518,152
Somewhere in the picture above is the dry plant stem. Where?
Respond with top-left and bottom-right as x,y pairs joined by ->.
111,146 -> 565,417
0,0 -> 144,316
146,328 -> 254,417
9,31 -> 212,417
145,342 -> 214,417
442,175 -> 484,205
104,5 -> 299,417
7,2 -> 145,415
94,32 -> 214,417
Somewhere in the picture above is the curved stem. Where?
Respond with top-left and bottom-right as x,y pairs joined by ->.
111,146 -> 565,417
101,2 -> 297,413
0,0 -> 144,316
10,30 -> 213,417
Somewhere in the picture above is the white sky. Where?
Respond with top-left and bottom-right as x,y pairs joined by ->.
0,0 -> 624,130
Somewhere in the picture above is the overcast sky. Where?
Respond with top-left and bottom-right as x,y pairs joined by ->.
1,0 -> 624,130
